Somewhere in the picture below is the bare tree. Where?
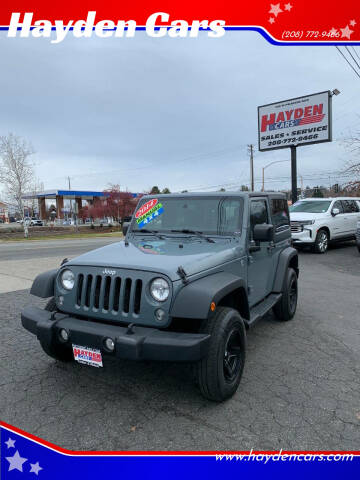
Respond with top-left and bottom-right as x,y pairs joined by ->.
342,134 -> 360,193
0,133 -> 35,237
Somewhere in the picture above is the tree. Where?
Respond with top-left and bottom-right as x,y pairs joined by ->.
0,133 -> 35,237
342,135 -> 360,192
87,185 -> 135,222
218,187 -> 226,192
240,185 -> 249,191
312,186 -> 324,198
161,187 -> 171,194
150,186 -> 160,194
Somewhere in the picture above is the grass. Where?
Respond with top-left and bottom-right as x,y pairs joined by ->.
0,231 -> 123,242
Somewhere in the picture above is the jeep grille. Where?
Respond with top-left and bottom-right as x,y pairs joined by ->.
76,273 -> 143,315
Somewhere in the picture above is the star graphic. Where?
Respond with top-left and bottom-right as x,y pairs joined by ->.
5,437 -> 16,449
269,3 -> 283,17
6,450 -> 28,472
329,27 -> 338,35
340,25 -> 354,39
30,461 -> 43,475
269,17 -> 275,24
284,3 -> 293,11
350,19 -> 356,27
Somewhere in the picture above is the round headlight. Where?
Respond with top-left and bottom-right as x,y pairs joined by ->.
60,269 -> 75,290
150,278 -> 170,302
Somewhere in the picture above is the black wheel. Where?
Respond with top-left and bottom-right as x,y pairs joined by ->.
273,267 -> 298,322
313,229 -> 329,254
39,298 -> 73,362
196,307 -> 246,402
357,242 -> 360,253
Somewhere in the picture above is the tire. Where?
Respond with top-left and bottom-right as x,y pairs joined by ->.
273,268 -> 298,322
39,298 -> 73,362
196,307 -> 246,402
313,229 -> 329,254
357,241 -> 360,253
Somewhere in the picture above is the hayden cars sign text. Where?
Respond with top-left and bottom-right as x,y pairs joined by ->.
258,91 -> 332,152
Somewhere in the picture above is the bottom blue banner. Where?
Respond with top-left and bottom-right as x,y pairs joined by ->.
1,422 -> 359,479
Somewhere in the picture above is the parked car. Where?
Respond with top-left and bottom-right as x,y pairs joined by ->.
356,220 -> 360,253
121,215 -> 132,226
22,192 -> 298,401
29,217 -> 43,226
290,198 -> 360,253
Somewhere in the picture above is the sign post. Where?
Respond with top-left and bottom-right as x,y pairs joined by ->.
258,91 -> 332,203
291,145 -> 297,204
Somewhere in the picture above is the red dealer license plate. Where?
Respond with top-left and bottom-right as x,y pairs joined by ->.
72,344 -> 103,368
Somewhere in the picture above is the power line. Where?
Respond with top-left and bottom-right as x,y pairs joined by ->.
351,46 -> 360,64
335,46 -> 360,80
345,46 -> 360,73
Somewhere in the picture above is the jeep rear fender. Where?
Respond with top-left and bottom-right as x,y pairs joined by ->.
272,247 -> 299,293
30,269 -> 58,298
170,272 -> 248,320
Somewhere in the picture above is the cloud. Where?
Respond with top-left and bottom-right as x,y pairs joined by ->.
0,31 -> 357,194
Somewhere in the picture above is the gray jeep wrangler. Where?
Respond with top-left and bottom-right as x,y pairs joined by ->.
22,192 -> 299,401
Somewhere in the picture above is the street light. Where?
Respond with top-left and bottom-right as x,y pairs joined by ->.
330,88 -> 340,96
262,159 -> 290,191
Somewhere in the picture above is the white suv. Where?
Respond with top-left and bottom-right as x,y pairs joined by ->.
290,197 -> 360,253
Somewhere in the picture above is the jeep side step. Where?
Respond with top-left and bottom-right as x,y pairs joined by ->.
248,293 -> 282,327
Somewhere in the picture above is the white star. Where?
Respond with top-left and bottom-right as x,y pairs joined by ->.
30,461 -> 43,475
6,450 -> 28,472
284,3 -> 293,11
349,19 -> 356,27
269,3 -> 283,17
330,27 -> 338,35
5,437 -> 16,448
340,25 -> 354,39
269,17 -> 275,24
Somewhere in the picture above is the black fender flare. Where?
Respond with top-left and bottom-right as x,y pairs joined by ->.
30,269 -> 58,298
170,272 -> 247,319
273,247 -> 299,293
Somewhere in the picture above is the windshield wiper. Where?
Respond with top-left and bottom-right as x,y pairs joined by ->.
133,229 -> 165,240
171,229 -> 215,243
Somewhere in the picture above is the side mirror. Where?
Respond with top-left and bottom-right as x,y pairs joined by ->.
253,224 -> 274,242
332,208 -> 340,216
122,222 -> 130,236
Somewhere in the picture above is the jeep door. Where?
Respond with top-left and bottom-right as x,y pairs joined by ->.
269,197 -> 291,290
247,197 -> 273,307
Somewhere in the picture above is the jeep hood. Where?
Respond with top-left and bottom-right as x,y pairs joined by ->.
67,238 -> 243,281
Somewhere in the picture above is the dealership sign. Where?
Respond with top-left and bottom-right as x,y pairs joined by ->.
258,91 -> 332,152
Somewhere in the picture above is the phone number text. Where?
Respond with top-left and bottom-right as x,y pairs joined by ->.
281,30 -> 341,39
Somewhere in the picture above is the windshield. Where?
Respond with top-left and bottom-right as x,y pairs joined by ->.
131,196 -> 243,236
289,200 -> 331,213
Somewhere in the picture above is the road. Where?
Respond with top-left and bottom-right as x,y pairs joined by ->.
0,238 -> 359,451
0,237 -> 119,293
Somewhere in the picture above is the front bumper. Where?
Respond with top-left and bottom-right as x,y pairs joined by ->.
21,306 -> 210,362
291,228 -> 314,245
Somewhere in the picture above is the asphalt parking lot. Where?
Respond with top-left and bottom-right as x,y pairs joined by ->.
0,238 -> 359,451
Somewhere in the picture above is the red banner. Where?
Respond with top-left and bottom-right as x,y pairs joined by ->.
0,0 -> 359,43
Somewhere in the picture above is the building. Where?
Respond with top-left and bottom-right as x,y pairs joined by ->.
0,201 -> 9,222
22,189 -> 142,220
22,190 -> 107,220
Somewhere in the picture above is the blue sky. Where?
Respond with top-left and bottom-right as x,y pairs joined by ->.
0,30 -> 359,194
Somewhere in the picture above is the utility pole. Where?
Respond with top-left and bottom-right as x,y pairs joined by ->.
248,144 -> 254,192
